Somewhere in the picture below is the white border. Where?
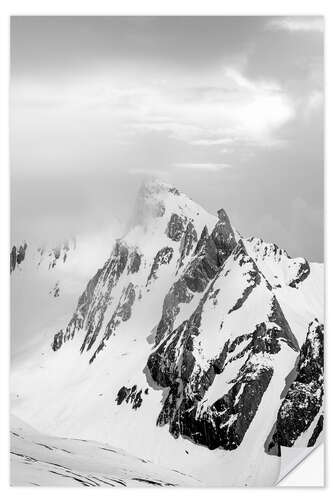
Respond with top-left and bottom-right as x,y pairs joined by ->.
1,1 -> 331,498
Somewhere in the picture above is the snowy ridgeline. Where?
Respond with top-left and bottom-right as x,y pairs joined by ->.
11,179 -> 324,487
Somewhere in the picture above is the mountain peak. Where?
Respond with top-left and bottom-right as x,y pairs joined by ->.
127,178 -> 216,237
139,177 -> 181,197
12,179 -> 324,486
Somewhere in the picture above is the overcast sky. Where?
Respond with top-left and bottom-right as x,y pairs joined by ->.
11,16 -> 324,261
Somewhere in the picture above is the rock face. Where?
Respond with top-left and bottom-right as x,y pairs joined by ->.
89,282 -> 136,362
52,239 -> 129,354
182,209 -> 237,294
147,241 -> 299,451
146,247 -> 174,287
10,242 -> 27,273
128,248 -> 142,274
288,260 -> 311,288
177,221 -> 197,271
166,213 -> 186,241
116,385 -> 149,410
15,180 -> 323,486
10,238 -> 77,274
308,414 -> 324,447
266,319 -> 324,455
39,239 -> 76,269
154,212 -> 237,346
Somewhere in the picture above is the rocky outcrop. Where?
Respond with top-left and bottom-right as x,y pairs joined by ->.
52,240 -> 129,353
288,259 -> 311,288
155,210 -> 237,345
10,246 -> 17,273
116,385 -> 149,410
177,221 -> 197,271
160,359 -> 274,451
10,242 -> 27,273
147,242 -> 298,451
227,244 -> 262,313
266,319 -> 324,455
154,278 -> 193,345
44,240 -> 75,269
308,414 -> 324,447
90,283 -> 136,362
212,208 -> 237,265
183,209 -> 237,293
244,237 -> 311,289
166,213 -> 186,241
146,247 -> 174,288
52,330 -> 65,351
49,281 -> 60,298
127,248 -> 142,274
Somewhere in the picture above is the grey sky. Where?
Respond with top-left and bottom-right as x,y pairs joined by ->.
11,16 -> 324,261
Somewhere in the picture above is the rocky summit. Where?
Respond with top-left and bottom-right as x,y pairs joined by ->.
11,179 -> 324,486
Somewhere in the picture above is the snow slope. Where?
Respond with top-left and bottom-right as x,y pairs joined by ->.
11,415 -> 200,487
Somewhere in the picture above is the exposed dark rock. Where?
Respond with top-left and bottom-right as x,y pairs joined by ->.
48,246 -> 61,269
166,213 -> 186,241
182,237 -> 219,293
17,242 -> 27,265
177,221 -> 197,270
169,364 -> 274,450
50,281 -> 60,298
146,247 -> 174,287
10,246 -> 17,273
308,414 -> 324,447
147,242 -> 299,451
212,209 -> 237,266
116,386 -> 131,405
52,240 -> 129,353
133,390 -> 143,409
194,226 -> 209,255
90,282 -> 136,362
155,216 -> 238,347
266,320 -> 324,456
183,211 -> 237,294
10,242 -> 27,273
168,187 -> 180,196
116,385 -> 146,410
45,241 -> 75,269
52,330 -> 64,351
228,245 -> 262,313
155,279 -> 193,345
128,248 -> 142,274
245,236 -> 312,290
149,308 -> 278,449
289,259 -> 311,288
268,296 -> 299,351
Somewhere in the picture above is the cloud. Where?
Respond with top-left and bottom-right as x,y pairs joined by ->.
11,16 -> 324,270
267,17 -> 324,33
129,167 -> 169,177
190,138 -> 235,147
173,162 -> 231,171
12,64 -> 295,161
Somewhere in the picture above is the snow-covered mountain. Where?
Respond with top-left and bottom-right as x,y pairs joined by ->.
10,228 -> 120,360
11,179 -> 324,486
